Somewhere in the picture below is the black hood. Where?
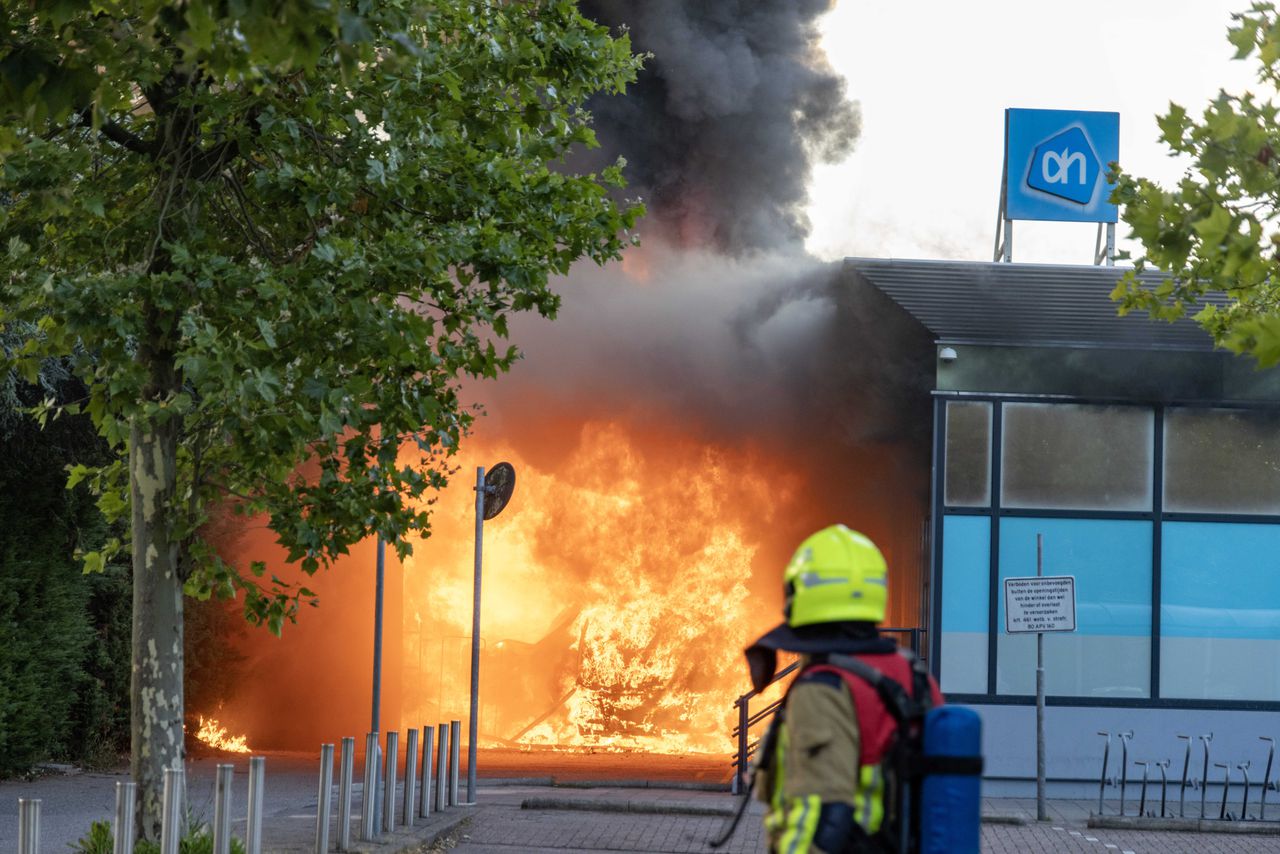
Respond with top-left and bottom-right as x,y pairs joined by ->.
744,621 -> 896,693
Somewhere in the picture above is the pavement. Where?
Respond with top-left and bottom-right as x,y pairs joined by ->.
446,789 -> 1280,854
8,752 -> 1280,853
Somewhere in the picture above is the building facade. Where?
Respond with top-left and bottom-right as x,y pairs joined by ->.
853,257 -> 1280,795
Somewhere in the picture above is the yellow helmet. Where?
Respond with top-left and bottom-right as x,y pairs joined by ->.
783,525 -> 888,626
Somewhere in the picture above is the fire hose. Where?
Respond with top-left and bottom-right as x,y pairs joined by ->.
708,717 -> 781,848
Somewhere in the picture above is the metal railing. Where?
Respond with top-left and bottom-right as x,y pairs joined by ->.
729,627 -> 925,794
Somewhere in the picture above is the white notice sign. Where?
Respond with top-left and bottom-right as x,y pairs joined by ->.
1004,575 -> 1076,634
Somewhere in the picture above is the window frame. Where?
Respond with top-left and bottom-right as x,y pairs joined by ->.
931,391 -> 1280,712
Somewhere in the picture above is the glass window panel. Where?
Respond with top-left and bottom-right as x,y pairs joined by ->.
939,515 -> 989,694
1161,522 -> 1280,701
1001,403 -> 1153,511
1164,408 -> 1280,514
945,402 -> 992,507
996,518 -> 1151,698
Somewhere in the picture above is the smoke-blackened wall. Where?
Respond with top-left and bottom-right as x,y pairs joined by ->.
580,0 -> 859,254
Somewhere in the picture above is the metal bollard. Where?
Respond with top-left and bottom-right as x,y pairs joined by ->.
420,726 -> 435,819
1135,761 -> 1150,817
113,781 -> 136,854
449,720 -> 461,807
1177,734 -> 1191,818
403,728 -> 419,826
338,737 -> 355,852
383,732 -> 399,833
1239,761 -> 1252,820
1261,737 -> 1275,820
1200,733 -> 1214,819
247,756 -> 265,854
18,798 -> 40,854
1096,732 -> 1110,816
160,768 -> 183,854
1117,731 -> 1133,817
316,743 -> 335,854
214,764 -> 235,854
436,723 -> 449,813
361,733 -> 379,841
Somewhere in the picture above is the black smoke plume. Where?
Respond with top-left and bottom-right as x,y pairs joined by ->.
580,0 -> 860,254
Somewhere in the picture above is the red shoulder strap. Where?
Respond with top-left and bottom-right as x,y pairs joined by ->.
802,654 -> 915,767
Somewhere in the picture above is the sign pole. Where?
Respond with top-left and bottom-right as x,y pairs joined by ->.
466,466 -> 485,805
1036,533 -> 1047,821
372,536 -> 384,735
1004,549 -> 1074,822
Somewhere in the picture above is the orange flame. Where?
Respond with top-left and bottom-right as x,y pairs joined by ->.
203,403 -> 926,757
398,420 -> 802,754
196,716 -> 252,754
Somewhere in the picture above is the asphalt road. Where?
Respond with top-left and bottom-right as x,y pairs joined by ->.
0,748 -> 728,852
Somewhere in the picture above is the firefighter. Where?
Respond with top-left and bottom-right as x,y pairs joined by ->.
744,524 -> 943,854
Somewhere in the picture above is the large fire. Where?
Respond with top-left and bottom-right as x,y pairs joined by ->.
198,414 -> 926,755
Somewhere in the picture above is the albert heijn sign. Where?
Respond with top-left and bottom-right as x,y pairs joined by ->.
1004,108 -> 1119,224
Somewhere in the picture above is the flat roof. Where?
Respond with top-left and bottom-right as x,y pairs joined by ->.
848,257 -> 1219,351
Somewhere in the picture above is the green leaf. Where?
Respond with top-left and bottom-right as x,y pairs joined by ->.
1192,206 -> 1233,250
1156,103 -> 1188,146
256,317 -> 277,348
1228,18 -> 1261,58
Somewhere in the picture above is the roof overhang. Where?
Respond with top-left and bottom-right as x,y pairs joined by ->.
848,257 -> 1219,352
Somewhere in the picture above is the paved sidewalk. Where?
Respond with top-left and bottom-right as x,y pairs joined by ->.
446,787 -> 1280,853
12,762 -> 1280,854
449,785 -> 762,854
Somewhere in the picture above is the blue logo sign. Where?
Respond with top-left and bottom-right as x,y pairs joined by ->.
1005,108 -> 1119,223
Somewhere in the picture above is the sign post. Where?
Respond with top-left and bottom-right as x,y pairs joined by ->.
1003,535 -> 1076,821
465,462 -> 516,806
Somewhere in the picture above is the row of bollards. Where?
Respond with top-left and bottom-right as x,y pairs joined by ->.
15,721 -> 466,854
315,720 -> 465,852
1096,730 -> 1279,821
18,761 -> 266,854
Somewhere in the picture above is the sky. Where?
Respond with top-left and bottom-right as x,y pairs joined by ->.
807,0 -> 1259,265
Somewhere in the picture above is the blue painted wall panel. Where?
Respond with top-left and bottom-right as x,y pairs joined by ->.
941,515 -> 990,634
997,517 -> 1152,637
1162,522 -> 1280,640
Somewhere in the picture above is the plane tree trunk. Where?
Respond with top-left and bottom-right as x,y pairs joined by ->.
129,307 -> 184,841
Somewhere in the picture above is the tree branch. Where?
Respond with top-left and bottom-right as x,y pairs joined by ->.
73,108 -> 157,157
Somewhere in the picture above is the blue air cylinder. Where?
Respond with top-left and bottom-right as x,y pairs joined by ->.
919,705 -> 983,854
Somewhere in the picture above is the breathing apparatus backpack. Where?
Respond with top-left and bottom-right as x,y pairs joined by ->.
812,652 -> 981,854
710,650 -> 982,853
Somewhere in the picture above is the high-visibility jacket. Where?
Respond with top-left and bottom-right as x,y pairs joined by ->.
759,652 -> 943,854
